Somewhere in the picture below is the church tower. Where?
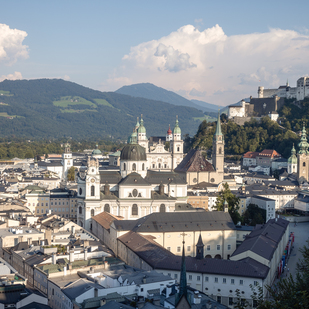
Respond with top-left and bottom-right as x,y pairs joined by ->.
84,156 -> 101,230
212,112 -> 224,180
137,116 -> 149,152
288,144 -> 297,174
170,116 -> 184,170
297,124 -> 309,181
62,143 -> 73,180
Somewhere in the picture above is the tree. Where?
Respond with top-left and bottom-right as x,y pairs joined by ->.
67,166 -> 76,181
242,204 -> 266,226
214,182 -> 241,224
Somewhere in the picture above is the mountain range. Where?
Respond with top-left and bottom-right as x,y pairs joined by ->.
0,79 -> 208,140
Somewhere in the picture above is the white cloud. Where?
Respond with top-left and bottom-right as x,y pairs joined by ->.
0,71 -> 23,82
104,25 -> 309,106
0,24 -> 29,65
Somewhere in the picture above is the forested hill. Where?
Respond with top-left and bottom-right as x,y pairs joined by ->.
0,79 -> 205,140
190,116 -> 299,159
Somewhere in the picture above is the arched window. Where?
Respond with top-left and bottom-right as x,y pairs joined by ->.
91,209 -> 95,217
160,204 -> 166,213
123,163 -> 126,170
205,255 -> 212,259
104,204 -> 110,213
303,162 -> 306,167
142,163 -> 145,170
132,204 -> 138,216
177,147 -> 180,152
79,188 -> 82,195
91,185 -> 95,196
132,163 -> 136,171
214,254 -> 222,259
219,147 -> 222,154
158,163 -> 161,168
79,206 -> 82,214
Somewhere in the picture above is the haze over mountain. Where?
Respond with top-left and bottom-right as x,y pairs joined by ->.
116,83 -> 222,114
0,79 -> 205,140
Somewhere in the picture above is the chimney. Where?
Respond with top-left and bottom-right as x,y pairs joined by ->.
69,249 -> 74,263
142,276 -> 146,284
63,266 -> 67,276
68,263 -> 73,270
84,240 -> 89,247
166,285 -> 172,298
71,225 -> 75,234
27,238 -> 32,246
52,253 -> 56,265
41,240 -> 45,246
159,284 -> 164,295
84,248 -> 88,261
159,183 -> 164,195
104,261 -> 109,270
104,183 -> 110,196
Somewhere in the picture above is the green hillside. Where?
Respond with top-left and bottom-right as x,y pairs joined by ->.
0,79 -> 205,140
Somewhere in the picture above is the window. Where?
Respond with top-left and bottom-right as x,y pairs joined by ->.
240,280 -> 243,285
223,278 -> 226,283
215,277 -> 218,283
41,203 -> 43,206
174,274 -> 178,279
167,247 -> 171,251
177,147 -> 180,152
189,275 -> 192,280
177,246 -> 181,253
219,147 -> 222,154
152,164 -> 155,168
91,185 -> 95,196
227,244 -> 231,250
160,204 -> 166,213
142,163 -> 144,170
229,297 -> 234,306
254,281 -> 258,286
79,188 -> 82,195
104,204 -> 110,213
132,163 -> 136,171
123,163 -> 126,170
197,276 -> 201,281
217,245 -> 221,250
79,206 -> 82,214
205,276 -> 209,282
231,279 -> 235,284
132,204 -> 138,216
187,246 -> 191,252
37,209 -> 39,213
91,209 -> 95,217
217,296 -> 221,304
303,162 -> 306,167
207,245 -> 210,251
46,203 -> 48,206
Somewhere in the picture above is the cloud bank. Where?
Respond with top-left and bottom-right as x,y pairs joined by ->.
0,24 -> 29,65
105,24 -> 309,106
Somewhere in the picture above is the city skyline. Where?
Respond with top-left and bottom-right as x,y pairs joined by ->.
1,0 -> 309,106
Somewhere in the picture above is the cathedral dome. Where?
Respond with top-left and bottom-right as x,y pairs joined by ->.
120,144 -> 146,161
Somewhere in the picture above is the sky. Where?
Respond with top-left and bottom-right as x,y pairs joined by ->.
1,1 -> 309,106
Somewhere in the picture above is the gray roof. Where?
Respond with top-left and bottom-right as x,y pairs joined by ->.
231,218 -> 289,262
97,301 -> 133,309
100,171 -> 122,185
62,279 -> 104,300
114,211 -> 235,233
118,172 -> 149,186
145,170 -> 186,185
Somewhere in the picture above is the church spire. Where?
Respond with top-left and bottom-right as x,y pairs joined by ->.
298,123 -> 309,154
179,234 -> 187,301
214,110 -> 223,141
196,233 -> 204,260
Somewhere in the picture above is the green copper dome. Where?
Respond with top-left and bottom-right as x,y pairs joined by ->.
127,131 -> 138,144
288,144 -> 297,164
137,118 -> 146,134
173,117 -> 181,135
92,144 -> 102,155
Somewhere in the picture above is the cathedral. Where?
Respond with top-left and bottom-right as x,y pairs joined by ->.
76,115 -> 224,231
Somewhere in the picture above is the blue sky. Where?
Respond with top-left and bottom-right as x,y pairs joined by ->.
1,0 -> 309,105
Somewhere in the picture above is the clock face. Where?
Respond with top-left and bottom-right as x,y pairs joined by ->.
91,178 -> 95,183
